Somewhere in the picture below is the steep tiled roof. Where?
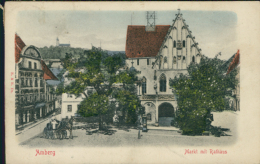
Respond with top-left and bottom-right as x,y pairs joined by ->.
15,34 -> 26,63
41,60 -> 59,80
227,50 -> 240,75
125,25 -> 170,58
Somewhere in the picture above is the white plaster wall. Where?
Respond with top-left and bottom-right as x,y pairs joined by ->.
21,58 -> 41,69
61,93 -> 85,119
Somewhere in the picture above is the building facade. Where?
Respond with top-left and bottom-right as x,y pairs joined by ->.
61,93 -> 86,119
15,34 -> 58,127
125,11 -> 202,126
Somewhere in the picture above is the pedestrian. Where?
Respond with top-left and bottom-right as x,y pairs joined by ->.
137,115 -> 142,139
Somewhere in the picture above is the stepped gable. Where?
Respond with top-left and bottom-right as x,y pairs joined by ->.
41,60 -> 59,80
125,25 -> 170,58
15,34 -> 26,63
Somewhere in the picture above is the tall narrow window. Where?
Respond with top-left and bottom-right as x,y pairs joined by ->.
173,41 -> 176,48
147,113 -> 151,120
183,40 -> 185,47
147,59 -> 149,65
28,61 -> 32,69
67,105 -> 72,112
173,56 -> 177,64
164,57 -> 167,63
142,77 -> 146,94
35,78 -> 38,87
137,59 -> 139,65
160,74 -> 166,92
21,78 -> 24,86
192,56 -> 195,63
34,62 -> 37,69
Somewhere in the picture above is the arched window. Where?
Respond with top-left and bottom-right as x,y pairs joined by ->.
173,56 -> 177,64
183,40 -> 185,47
192,56 -> 195,63
164,57 -> 167,63
160,74 -> 166,92
142,77 -> 146,94
147,113 -> 151,120
173,41 -> 176,48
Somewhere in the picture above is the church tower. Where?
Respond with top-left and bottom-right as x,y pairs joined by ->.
56,37 -> 59,46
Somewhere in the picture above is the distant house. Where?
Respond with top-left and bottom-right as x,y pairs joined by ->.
44,59 -> 63,69
61,93 -> 86,119
56,37 -> 70,47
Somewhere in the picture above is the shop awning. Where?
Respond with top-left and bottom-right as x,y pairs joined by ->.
35,102 -> 45,108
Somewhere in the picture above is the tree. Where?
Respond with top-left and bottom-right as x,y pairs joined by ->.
170,56 -> 238,135
60,46 -> 140,129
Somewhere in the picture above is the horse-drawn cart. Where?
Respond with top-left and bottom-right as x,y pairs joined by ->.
43,117 -> 74,140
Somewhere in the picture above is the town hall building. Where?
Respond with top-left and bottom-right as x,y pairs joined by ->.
125,10 -> 202,126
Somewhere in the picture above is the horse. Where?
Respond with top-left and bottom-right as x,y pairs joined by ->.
56,117 -> 75,139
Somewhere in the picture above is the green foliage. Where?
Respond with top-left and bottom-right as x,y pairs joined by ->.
38,46 -> 85,59
78,92 -> 108,117
170,56 -> 238,135
114,90 -> 141,124
60,46 -> 139,125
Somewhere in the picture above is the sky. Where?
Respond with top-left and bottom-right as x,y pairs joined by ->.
16,10 -> 238,60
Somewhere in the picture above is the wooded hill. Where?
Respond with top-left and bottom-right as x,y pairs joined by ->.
37,46 -> 125,59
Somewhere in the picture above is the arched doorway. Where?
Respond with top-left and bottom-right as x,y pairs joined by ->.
158,103 -> 174,126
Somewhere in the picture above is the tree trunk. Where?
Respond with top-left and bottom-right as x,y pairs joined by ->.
99,114 -> 103,130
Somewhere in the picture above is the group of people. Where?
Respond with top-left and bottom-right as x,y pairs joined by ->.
48,113 -> 60,130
